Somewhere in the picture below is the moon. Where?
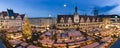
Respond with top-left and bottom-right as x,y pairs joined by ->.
49,14 -> 51,17
64,4 -> 67,7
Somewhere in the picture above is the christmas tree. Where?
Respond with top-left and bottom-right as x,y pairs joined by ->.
22,16 -> 32,40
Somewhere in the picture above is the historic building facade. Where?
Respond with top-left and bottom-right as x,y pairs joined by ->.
56,7 -> 120,29
0,9 -> 25,31
29,17 -> 56,27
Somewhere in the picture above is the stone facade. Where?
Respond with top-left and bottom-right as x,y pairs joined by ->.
28,17 -> 56,27
0,9 -> 25,31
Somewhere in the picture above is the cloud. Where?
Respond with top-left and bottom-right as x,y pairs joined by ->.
97,4 -> 118,13
105,0 -> 120,15
96,0 -> 120,15
108,5 -> 120,15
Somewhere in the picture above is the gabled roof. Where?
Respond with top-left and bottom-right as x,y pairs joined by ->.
57,15 -> 99,23
1,11 -> 7,16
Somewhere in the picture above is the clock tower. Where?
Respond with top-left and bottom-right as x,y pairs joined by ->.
74,6 -> 79,23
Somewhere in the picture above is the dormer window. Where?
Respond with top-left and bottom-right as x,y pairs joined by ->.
68,17 -> 72,23
96,18 -> 99,22
60,17 -> 64,23
86,17 -> 90,22
80,17 -> 84,23
5,16 -> 9,19
0,15 -> 3,19
92,18 -> 95,22
11,16 -> 14,19
16,16 -> 22,20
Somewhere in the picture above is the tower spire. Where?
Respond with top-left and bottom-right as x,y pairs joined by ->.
74,6 -> 79,23
94,7 -> 98,16
75,6 -> 78,14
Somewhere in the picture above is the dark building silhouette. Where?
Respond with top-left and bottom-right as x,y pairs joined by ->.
7,9 -> 14,16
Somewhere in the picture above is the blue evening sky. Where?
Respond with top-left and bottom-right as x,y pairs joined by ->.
0,0 -> 120,17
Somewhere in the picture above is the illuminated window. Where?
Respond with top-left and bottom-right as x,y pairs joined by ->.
86,17 -> 90,22
60,17 -> 64,23
92,18 -> 95,22
96,18 -> 99,22
68,17 -> 72,23
80,17 -> 84,23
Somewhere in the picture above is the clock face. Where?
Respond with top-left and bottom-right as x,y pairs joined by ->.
74,15 -> 79,23
76,19 -> 78,21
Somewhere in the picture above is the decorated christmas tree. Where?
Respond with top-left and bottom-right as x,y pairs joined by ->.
22,16 -> 32,41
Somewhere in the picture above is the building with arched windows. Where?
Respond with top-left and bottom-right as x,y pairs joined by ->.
56,7 -> 120,29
